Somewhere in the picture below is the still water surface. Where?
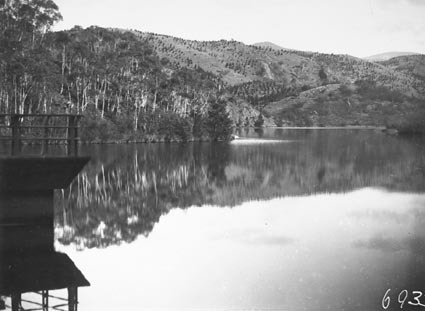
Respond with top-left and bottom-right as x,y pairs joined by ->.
54,129 -> 425,311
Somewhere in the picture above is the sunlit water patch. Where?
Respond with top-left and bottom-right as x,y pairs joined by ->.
230,138 -> 294,144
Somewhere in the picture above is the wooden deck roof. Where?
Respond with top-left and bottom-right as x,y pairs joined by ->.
0,156 -> 90,192
0,251 -> 90,295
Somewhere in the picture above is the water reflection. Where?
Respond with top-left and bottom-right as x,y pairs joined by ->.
58,189 -> 425,311
55,129 -> 425,248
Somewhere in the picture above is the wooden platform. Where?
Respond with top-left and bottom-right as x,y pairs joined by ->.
0,155 -> 91,310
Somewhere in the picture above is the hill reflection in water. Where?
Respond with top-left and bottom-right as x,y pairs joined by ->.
57,189 -> 425,311
54,129 -> 425,249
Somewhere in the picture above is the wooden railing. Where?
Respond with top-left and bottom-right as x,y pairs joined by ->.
0,114 -> 83,156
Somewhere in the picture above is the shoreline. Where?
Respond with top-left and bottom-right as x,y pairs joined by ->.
7,126 -> 395,147
80,126 -> 388,144
259,126 -> 386,130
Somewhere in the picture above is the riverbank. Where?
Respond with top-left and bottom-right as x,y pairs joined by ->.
81,135 -> 213,144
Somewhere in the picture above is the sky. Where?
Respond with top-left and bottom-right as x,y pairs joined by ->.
53,0 -> 425,58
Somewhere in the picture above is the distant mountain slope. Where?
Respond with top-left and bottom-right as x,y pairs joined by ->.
129,30 -> 425,98
132,30 -> 316,86
380,54 -> 425,80
364,52 -> 419,62
251,42 -> 289,51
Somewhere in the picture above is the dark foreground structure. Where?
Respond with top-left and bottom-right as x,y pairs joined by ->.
0,114 -> 90,311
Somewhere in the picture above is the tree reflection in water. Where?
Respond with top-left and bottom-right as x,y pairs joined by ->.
54,130 -> 425,249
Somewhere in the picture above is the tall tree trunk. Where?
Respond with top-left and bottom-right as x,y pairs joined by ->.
60,44 -> 66,94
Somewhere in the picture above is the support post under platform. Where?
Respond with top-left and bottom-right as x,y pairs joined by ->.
68,287 -> 78,311
11,293 -> 21,311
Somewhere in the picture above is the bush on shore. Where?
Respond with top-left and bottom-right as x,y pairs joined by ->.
79,100 -> 234,143
387,109 -> 425,136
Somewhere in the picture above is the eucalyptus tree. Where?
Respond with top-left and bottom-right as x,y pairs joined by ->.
0,0 -> 62,114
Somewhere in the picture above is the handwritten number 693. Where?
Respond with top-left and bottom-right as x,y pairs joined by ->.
382,289 -> 425,309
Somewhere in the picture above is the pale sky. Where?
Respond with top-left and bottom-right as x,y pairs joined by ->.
53,0 -> 425,58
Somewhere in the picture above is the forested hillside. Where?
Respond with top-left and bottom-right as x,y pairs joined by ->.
136,30 -> 425,128
1,0 -> 424,143
0,1 -> 234,142
380,55 -> 425,81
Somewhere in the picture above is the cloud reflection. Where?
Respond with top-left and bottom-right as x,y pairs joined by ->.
215,228 -> 294,246
353,235 -> 405,252
353,235 -> 425,255
350,209 -> 409,225
247,235 -> 294,245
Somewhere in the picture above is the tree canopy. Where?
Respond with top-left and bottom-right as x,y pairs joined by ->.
0,0 -> 62,114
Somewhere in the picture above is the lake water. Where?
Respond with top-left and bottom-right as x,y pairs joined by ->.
54,129 -> 425,311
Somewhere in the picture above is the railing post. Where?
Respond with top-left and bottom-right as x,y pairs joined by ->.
74,116 -> 80,156
67,116 -> 77,156
10,114 -> 21,156
41,116 -> 50,156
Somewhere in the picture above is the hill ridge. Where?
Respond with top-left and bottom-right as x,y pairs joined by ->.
364,51 -> 421,62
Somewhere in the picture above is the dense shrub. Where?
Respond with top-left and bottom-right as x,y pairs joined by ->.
274,117 -> 284,127
394,110 -> 425,135
206,97 -> 233,141
355,80 -> 404,103
339,84 -> 353,96
254,114 -> 264,128
158,112 -> 193,141
319,67 -> 328,81
80,108 -> 197,142
192,112 -> 208,138
80,108 -> 121,142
